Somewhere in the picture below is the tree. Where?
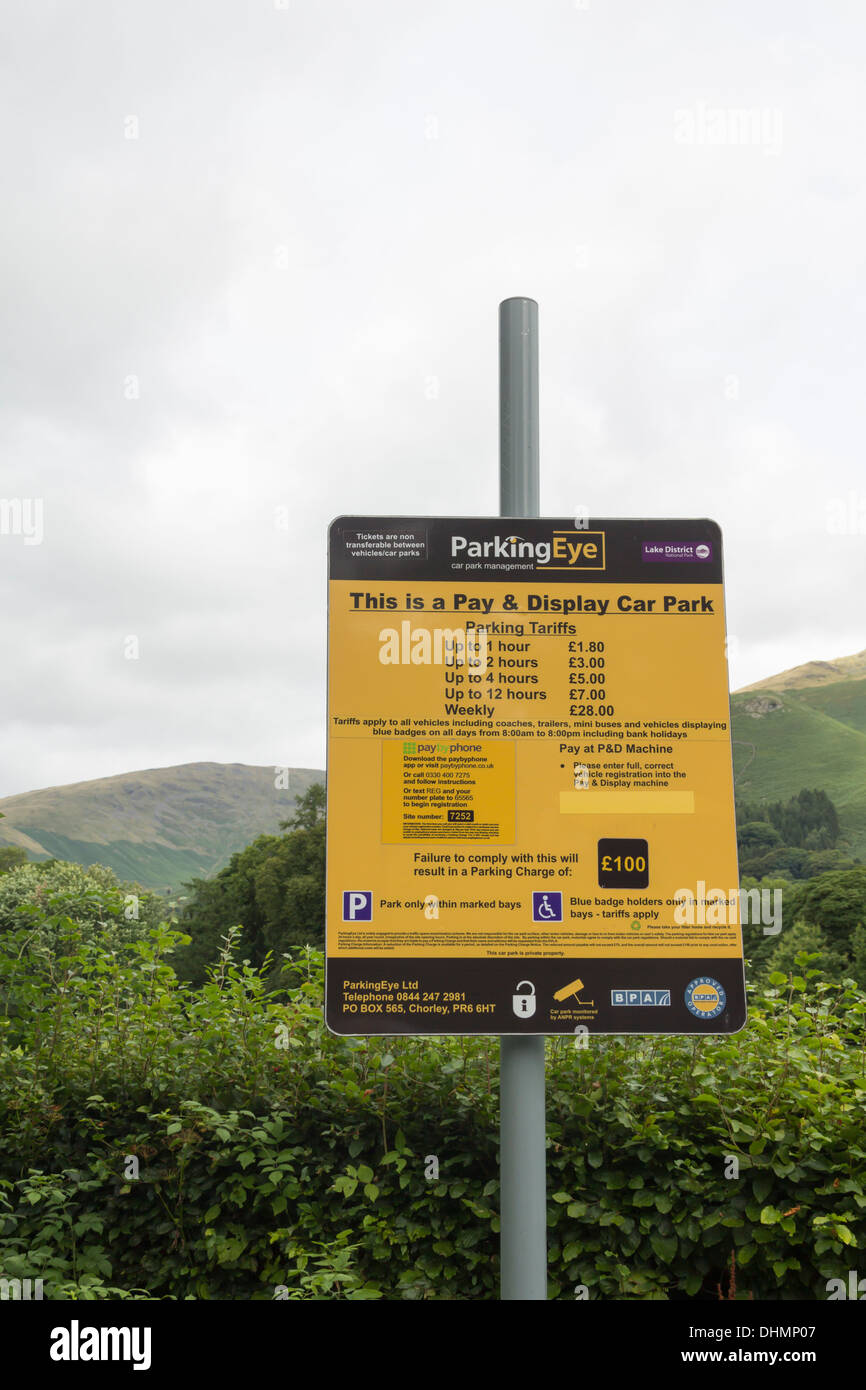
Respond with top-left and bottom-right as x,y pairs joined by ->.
738,821 -> 782,853
0,846 -> 28,875
735,788 -> 841,859
739,876 -> 797,974
176,782 -> 327,985
795,868 -> 866,950
0,813 -> 28,874
281,782 -> 325,832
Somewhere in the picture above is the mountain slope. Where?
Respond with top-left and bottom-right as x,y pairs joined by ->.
732,670 -> 866,860
796,676 -> 866,736
736,649 -> 866,693
0,763 -> 324,893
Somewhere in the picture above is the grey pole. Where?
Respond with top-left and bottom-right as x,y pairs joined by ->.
499,297 -> 547,1301
499,299 -> 540,515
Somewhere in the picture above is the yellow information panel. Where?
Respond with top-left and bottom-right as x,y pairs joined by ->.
326,517 -> 746,1035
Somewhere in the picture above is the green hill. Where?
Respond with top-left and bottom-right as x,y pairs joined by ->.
0,762 -> 325,894
798,676 -> 866,736
732,676 -> 866,861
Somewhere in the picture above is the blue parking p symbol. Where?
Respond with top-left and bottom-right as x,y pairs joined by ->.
343,891 -> 373,921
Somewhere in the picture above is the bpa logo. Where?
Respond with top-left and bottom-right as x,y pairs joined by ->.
342,891 -> 373,921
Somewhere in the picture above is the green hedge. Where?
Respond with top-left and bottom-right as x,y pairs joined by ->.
0,900 -> 864,1299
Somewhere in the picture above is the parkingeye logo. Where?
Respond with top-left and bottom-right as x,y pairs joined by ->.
684,976 -> 726,1020
451,530 -> 605,571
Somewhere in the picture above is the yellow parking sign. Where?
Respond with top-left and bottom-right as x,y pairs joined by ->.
325,516 -> 746,1036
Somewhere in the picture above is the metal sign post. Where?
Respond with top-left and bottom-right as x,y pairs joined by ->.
323,298 -> 744,1301
498,297 -> 547,1301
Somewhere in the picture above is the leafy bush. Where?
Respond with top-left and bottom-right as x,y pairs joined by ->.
765,921 -> 851,982
0,901 -> 864,1300
0,860 -> 164,949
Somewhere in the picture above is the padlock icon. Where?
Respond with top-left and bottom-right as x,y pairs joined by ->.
512,980 -> 536,1018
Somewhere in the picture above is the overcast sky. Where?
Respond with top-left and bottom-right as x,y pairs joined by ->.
1,1 -> 864,797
